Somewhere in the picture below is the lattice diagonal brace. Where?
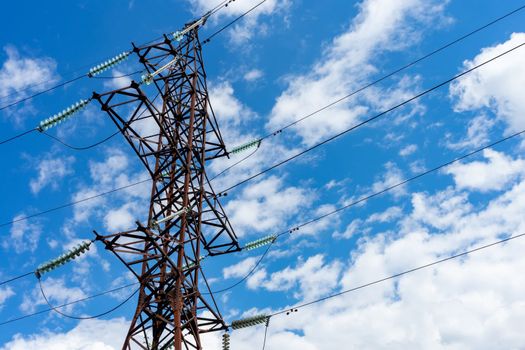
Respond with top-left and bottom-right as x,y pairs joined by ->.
92,25 -> 240,350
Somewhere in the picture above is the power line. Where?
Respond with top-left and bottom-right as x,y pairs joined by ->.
42,130 -> 120,151
0,282 -> 138,326
89,70 -> 143,80
0,0 -> 246,114
269,231 -> 525,317
202,0 -> 268,44
0,75 -> 87,112
202,240 -> 276,295
0,1 -> 264,150
0,128 -> 36,146
38,277 -> 139,320
200,128 -> 525,294
0,178 -> 152,228
218,40 -> 525,194
184,2 -> 525,181
1,36 -> 524,230
272,128 -> 525,238
2,126 -> 522,293
39,91 -> 161,152
144,2 -> 525,180
210,143 -> 262,181
0,272 -> 33,287
256,3 -> 525,142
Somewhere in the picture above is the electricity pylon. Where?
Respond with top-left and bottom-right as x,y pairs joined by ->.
92,21 -> 240,350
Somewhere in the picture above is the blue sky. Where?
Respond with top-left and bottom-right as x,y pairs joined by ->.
1,0 -> 525,348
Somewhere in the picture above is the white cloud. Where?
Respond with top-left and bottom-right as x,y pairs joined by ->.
0,318 -> 129,350
103,202 -> 141,232
444,149 -> 525,192
216,164 -> 525,349
102,69 -> 132,90
371,161 -> 407,198
29,155 -> 75,194
209,81 -> 256,127
3,214 -> 42,253
223,256 -> 259,279
445,114 -> 496,150
252,254 -> 343,300
71,148 -> 149,224
334,206 -> 402,239
0,46 -> 58,124
224,176 -> 312,237
0,287 -> 15,309
399,144 -> 417,157
243,69 -> 263,82
333,218 -> 366,239
267,0 -> 447,146
189,0 -> 291,44
20,278 -> 87,314
450,32 -> 525,132
367,206 -> 403,223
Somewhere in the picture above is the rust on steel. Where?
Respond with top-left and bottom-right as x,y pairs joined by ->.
92,23 -> 240,350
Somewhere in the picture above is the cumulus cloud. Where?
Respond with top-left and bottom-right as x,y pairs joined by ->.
216,157 -> 525,349
102,69 -> 132,90
6,151 -> 525,350
450,32 -> 525,132
267,0 -> 447,146
188,0 -> 291,44
445,114 -> 496,150
370,161 -> 407,198
20,278 -> 87,314
71,148 -> 149,224
29,155 -> 75,194
0,46 -> 58,124
223,256 -> 259,279
243,69 -> 264,82
0,318 -> 129,350
209,81 -> 256,128
399,144 -> 417,157
444,149 -> 525,192
224,176 -> 312,237
0,287 -> 15,309
255,254 -> 343,300
3,214 -> 42,253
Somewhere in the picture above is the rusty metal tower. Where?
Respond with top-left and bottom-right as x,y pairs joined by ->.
92,20 -> 240,350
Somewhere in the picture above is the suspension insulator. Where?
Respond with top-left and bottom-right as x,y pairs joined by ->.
222,333 -> 230,350
88,52 -> 131,77
231,314 -> 269,330
35,240 -> 92,277
151,207 -> 191,228
243,235 -> 277,251
229,139 -> 261,154
183,254 -> 209,271
37,99 -> 91,132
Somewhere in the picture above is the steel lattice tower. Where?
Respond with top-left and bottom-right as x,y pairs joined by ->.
92,22 -> 240,350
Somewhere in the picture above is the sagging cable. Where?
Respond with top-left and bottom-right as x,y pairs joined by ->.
172,12 -> 212,41
37,98 -> 91,132
141,55 -> 181,85
243,235 -> 277,251
35,240 -> 92,278
231,314 -> 269,330
151,207 -> 190,228
88,52 -> 131,77
229,139 -> 261,155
